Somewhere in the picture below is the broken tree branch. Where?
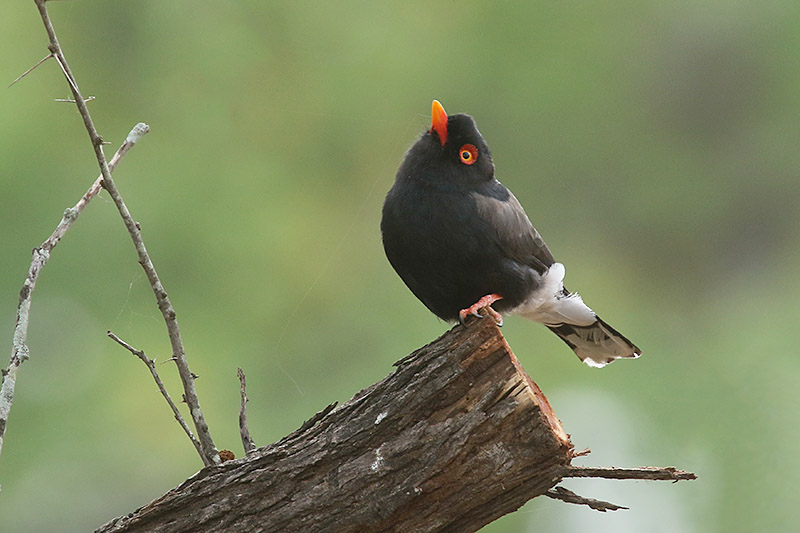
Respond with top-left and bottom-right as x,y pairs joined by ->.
107,331 -> 204,460
545,486 -> 628,512
237,368 -> 257,455
96,317 -> 695,533
31,0 -> 219,467
564,465 -> 697,482
0,123 -> 149,469
543,465 -> 697,513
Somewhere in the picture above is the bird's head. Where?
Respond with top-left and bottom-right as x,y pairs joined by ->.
397,100 -> 495,189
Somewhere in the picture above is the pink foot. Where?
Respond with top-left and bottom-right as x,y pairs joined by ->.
459,294 -> 504,326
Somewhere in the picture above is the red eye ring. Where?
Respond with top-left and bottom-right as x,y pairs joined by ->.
459,144 -> 478,165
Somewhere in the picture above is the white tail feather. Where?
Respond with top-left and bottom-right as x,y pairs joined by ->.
509,263 -> 641,367
511,263 -> 595,326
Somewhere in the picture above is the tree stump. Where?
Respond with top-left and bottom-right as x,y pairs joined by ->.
97,317 -> 692,532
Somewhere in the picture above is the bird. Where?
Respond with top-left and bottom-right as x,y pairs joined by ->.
380,100 -> 641,367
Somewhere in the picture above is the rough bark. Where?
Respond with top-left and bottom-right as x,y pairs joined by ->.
97,317 -> 575,532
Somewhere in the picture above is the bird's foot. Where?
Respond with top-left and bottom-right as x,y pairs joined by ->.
459,294 -> 504,326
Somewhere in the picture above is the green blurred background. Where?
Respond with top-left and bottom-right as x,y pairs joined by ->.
2,1 -> 798,531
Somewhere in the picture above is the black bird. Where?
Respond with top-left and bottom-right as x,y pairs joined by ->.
381,100 -> 641,367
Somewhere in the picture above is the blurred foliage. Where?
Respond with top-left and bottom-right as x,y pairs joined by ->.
1,1 -> 799,532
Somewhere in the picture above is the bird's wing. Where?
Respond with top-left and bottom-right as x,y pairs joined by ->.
471,182 -> 555,275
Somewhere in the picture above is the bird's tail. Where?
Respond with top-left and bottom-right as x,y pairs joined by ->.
546,316 -> 641,368
511,262 -> 641,367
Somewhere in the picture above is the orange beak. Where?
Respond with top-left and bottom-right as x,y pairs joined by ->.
430,100 -> 448,146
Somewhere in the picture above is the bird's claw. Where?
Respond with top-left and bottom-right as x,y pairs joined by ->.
458,294 -> 504,327
459,310 -> 478,327
484,306 -> 504,326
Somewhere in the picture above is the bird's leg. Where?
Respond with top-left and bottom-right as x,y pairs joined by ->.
459,294 -> 504,326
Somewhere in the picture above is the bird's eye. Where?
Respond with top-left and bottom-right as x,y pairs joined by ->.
459,144 -> 478,165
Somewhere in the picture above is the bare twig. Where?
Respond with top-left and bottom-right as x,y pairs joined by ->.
564,465 -> 697,482
33,0 -> 219,466
237,368 -> 257,455
545,486 -> 628,512
107,331 -> 204,459
0,123 -> 149,470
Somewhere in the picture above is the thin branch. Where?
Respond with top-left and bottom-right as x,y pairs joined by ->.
545,486 -> 628,512
33,0 -> 219,466
237,368 -> 257,455
0,123 -> 149,470
8,52 -> 52,87
33,0 -> 100,148
107,331 -> 204,459
564,465 -> 697,482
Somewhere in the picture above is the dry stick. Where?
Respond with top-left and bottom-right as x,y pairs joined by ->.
33,0 -> 219,466
545,486 -> 628,512
108,332 -> 204,458
237,368 -> 257,455
0,124 -> 150,469
545,466 -> 697,512
564,465 -> 697,482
